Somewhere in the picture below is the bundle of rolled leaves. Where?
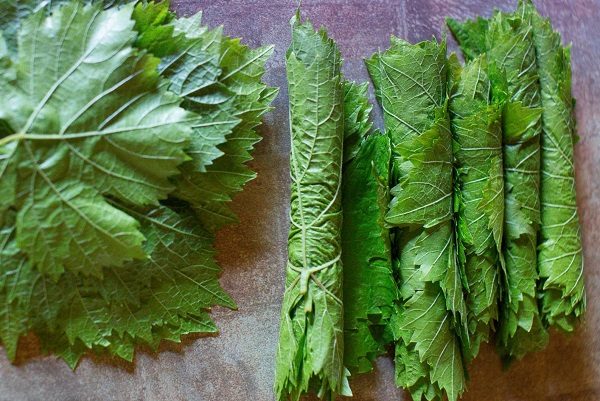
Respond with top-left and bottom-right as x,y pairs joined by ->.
366,38 -> 468,401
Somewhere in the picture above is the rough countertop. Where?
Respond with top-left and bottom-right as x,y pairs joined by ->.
0,1 -> 598,400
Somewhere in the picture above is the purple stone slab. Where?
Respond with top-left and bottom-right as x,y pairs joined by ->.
0,1 -> 598,400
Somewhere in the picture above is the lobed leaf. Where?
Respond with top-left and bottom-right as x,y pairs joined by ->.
0,0 -> 275,367
0,2 -> 192,278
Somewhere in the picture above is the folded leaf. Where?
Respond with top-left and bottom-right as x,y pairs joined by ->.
274,13 -> 350,401
342,105 -> 398,373
449,6 -> 549,361
522,0 -> 585,332
367,38 -> 467,401
449,55 -> 504,361
386,108 -> 453,228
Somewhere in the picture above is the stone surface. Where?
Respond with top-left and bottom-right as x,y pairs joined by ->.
0,1 -> 599,400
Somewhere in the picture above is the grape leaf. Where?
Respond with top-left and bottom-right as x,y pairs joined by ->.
102,2 -> 277,231
342,82 -> 398,374
0,205 -> 235,366
386,107 -> 454,229
0,0 -> 129,54
367,38 -> 467,401
448,55 -> 504,361
274,13 -> 351,401
0,2 -> 192,278
449,5 -> 549,361
0,0 -> 275,367
522,0 -> 585,332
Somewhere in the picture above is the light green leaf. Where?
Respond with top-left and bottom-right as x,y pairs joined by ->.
0,205 -> 235,367
275,13 -> 349,401
0,0 -> 274,367
0,2 -> 192,278
367,37 -> 467,401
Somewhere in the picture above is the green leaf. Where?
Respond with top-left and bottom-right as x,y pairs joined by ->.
2,1 -> 277,235
0,2 -> 192,278
342,130 -> 398,374
394,325 -> 442,401
0,0 -> 130,54
0,0 -> 43,54
386,107 -> 453,228
275,13 -> 350,401
522,0 -> 585,331
367,38 -> 467,401
115,4 -> 278,231
449,55 -> 504,361
449,5 -> 549,361
0,205 -> 235,366
366,37 -> 447,147
392,226 -> 467,401
131,0 -> 182,57
342,81 -> 373,163
179,36 -> 276,230
400,279 -> 466,401
446,17 -> 489,63
0,0 -> 274,367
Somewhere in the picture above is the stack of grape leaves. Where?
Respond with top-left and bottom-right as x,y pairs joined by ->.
0,0 -> 276,367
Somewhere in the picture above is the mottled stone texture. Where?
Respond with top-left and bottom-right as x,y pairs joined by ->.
0,1 -> 598,400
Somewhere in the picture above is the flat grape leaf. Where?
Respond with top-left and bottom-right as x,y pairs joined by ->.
0,2 -> 193,278
0,0 -> 274,368
0,205 -> 235,367
148,11 -> 277,230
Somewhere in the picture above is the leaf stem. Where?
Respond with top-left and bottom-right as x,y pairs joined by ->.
0,132 -> 24,147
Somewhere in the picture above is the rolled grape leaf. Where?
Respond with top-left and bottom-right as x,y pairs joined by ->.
274,13 -> 350,401
449,7 -> 549,361
342,82 -> 398,374
522,0 -> 585,332
448,54 -> 504,361
366,38 -> 467,401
